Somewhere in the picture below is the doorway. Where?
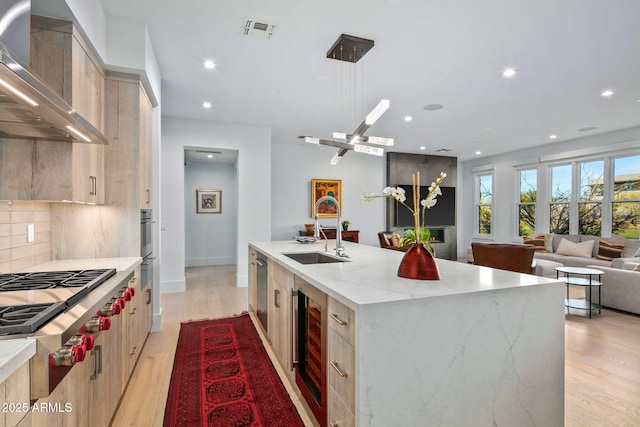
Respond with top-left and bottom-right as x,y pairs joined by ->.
183,148 -> 238,268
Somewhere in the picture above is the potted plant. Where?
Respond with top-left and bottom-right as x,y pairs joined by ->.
341,220 -> 351,231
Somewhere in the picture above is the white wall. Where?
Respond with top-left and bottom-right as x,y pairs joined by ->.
271,143 -> 386,247
459,126 -> 640,257
184,161 -> 237,266
161,117 -> 270,291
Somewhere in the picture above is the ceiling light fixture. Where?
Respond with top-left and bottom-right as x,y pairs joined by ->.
203,101 -> 212,108
601,89 -> 614,97
299,34 -> 393,165
475,151 -> 481,155
419,146 -> 426,150
404,115 -> 412,122
503,68 -> 516,77
549,134 -> 557,139
204,60 -> 215,69
207,154 -> 213,158
423,104 -> 443,111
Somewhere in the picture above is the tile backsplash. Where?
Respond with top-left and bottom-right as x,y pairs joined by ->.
0,201 -> 51,273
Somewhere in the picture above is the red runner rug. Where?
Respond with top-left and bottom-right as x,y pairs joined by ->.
163,313 -> 305,427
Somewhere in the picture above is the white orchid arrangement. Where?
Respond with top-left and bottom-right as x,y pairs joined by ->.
364,171 -> 447,250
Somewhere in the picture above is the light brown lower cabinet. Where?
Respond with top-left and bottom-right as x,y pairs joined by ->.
1,363 -> 30,427
267,261 -> 294,382
18,269 -> 151,426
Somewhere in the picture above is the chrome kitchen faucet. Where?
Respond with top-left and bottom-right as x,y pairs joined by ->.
313,195 -> 347,257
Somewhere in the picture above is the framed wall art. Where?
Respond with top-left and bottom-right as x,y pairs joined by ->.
196,189 -> 222,214
311,179 -> 342,218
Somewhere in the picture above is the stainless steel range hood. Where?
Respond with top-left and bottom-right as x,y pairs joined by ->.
0,1 -> 107,144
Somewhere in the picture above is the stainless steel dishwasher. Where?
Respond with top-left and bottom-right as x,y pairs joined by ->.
256,252 -> 268,331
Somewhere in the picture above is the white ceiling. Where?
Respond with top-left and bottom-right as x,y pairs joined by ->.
99,0 -> 640,161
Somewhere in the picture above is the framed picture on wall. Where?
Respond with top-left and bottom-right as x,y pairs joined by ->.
311,179 -> 342,218
196,189 -> 222,214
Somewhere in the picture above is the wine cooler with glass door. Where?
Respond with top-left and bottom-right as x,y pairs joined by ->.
293,276 -> 327,426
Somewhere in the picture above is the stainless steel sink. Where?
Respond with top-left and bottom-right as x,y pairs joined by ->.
283,252 -> 348,264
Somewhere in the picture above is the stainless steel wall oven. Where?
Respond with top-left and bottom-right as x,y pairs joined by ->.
140,210 -> 154,289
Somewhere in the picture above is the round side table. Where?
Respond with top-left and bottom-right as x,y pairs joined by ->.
555,266 -> 603,318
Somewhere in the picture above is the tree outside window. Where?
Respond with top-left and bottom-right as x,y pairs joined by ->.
612,155 -> 640,239
518,169 -> 536,236
478,174 -> 492,234
578,160 -> 603,236
550,165 -> 571,234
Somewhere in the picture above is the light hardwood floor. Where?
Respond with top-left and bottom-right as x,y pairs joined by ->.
112,265 -> 640,426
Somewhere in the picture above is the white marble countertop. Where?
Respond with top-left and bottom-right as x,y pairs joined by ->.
19,257 -> 142,273
250,240 -> 560,310
0,339 -> 36,384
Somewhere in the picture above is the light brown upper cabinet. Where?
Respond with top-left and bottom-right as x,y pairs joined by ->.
20,16 -> 107,204
139,88 -> 153,209
104,72 -> 153,211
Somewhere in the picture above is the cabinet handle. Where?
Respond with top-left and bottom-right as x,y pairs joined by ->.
91,345 -> 102,379
94,176 -> 97,196
146,288 -> 151,305
330,313 -> 347,326
330,361 -> 348,378
130,307 -> 137,315
146,188 -> 151,204
130,346 -> 137,356
291,289 -> 298,369
330,423 -> 339,427
274,289 -> 280,308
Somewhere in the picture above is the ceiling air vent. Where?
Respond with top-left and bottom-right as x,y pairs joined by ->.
243,19 -> 276,40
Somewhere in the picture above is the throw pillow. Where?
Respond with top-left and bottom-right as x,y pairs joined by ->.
390,232 -> 402,247
556,238 -> 594,258
523,236 -> 546,252
634,264 -> 640,272
543,233 -> 553,253
596,238 -> 625,261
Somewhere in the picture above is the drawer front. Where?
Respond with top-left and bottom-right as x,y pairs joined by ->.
328,328 -> 355,414
328,387 -> 355,427
328,297 -> 355,346
269,262 -> 294,290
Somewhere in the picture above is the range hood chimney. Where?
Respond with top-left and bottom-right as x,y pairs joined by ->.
0,0 -> 107,144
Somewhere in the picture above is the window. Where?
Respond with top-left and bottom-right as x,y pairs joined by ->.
518,169 -> 537,236
612,155 -> 640,239
550,165 -> 571,234
477,173 -> 493,235
578,160 -> 603,236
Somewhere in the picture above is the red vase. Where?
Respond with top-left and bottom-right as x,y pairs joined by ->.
397,243 -> 441,280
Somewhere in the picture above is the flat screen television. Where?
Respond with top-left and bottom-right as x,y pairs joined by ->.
395,186 -> 456,227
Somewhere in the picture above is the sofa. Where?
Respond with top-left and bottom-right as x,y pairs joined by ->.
588,262 -> 640,315
531,234 -> 640,269
466,234 -> 640,315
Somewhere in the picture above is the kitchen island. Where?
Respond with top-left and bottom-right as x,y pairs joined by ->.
250,240 -> 565,427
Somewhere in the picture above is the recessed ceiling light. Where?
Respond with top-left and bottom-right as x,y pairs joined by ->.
601,89 -> 614,97
502,68 -> 517,77
204,60 -> 215,69
203,101 -> 212,108
475,151 -> 481,155
419,146 -> 426,150
207,154 -> 213,158
549,135 -> 557,139
404,115 -> 412,122
423,104 -> 444,111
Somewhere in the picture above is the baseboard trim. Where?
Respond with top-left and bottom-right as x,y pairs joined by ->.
186,257 -> 235,267
160,278 -> 185,293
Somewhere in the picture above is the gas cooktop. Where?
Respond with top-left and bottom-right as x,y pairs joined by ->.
0,269 -> 116,336
0,303 -> 66,336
